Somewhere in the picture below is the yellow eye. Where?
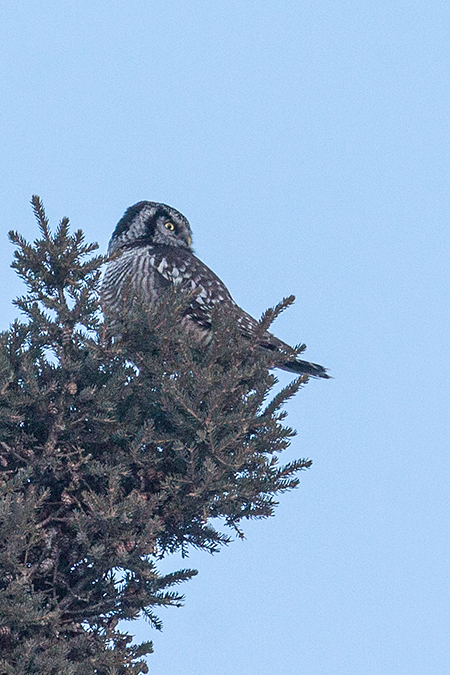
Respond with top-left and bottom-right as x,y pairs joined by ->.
164,221 -> 175,231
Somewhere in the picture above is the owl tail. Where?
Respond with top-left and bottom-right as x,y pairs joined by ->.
280,358 -> 331,379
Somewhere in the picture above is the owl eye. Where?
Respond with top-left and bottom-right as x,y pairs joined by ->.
164,221 -> 175,231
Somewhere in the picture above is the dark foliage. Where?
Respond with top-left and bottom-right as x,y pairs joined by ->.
0,197 -> 313,673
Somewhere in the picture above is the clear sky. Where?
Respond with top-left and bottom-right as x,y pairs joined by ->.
1,2 -> 449,673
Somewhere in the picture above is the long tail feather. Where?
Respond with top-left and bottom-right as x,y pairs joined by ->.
280,358 -> 330,379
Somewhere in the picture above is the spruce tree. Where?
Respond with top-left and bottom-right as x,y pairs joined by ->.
0,197 -> 314,674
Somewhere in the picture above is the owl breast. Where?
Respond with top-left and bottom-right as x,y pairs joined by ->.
101,247 -> 170,322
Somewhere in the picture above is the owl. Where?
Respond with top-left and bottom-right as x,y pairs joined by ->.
101,201 -> 329,379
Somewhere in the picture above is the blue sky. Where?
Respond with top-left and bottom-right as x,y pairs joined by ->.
1,2 -> 449,673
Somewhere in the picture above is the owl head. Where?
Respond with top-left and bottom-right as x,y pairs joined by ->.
108,201 -> 193,255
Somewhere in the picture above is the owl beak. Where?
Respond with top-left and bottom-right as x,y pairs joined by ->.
187,235 -> 192,247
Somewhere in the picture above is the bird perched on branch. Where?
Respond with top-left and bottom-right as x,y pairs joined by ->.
101,201 -> 329,379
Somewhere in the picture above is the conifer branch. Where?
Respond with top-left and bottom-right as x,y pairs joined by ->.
30,194 -> 50,238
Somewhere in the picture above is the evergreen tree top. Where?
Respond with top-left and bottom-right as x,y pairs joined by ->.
0,197 -> 313,674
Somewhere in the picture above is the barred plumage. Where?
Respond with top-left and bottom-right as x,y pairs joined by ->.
101,201 -> 329,379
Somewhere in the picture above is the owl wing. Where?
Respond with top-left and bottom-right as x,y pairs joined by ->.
146,246 -> 236,332
141,247 -> 330,378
